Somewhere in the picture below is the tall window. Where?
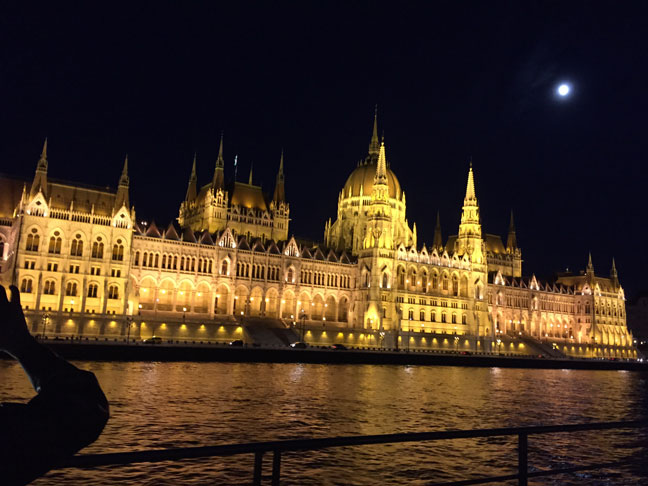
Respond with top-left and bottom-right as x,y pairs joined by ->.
452,276 -> 459,296
408,309 -> 414,320
382,273 -> 389,289
420,310 -> 425,321
108,285 -> 119,299
112,239 -> 124,261
287,267 -> 294,282
65,281 -> 78,296
221,260 -> 229,275
70,234 -> 83,257
92,238 -> 104,258
421,274 -> 427,291
43,280 -> 56,295
48,232 -> 62,254
26,230 -> 40,251
20,278 -> 33,293
87,283 -> 98,298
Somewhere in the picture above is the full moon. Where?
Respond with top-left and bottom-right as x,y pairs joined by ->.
557,84 -> 570,96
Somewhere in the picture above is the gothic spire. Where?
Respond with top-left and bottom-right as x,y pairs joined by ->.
273,150 -> 286,204
374,141 -> 388,185
465,160 -> 476,202
368,105 -> 380,157
586,252 -> 595,276
212,133 -> 225,190
248,164 -> 254,185
114,154 -> 130,210
506,210 -> 517,251
30,138 -> 49,199
433,211 -> 443,250
185,154 -> 197,201
610,257 -> 618,286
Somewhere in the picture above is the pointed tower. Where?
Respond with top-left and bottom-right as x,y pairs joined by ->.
212,133 -> 225,190
367,106 -> 380,162
363,141 -> 393,250
586,252 -> 595,277
248,164 -> 254,185
30,138 -> 49,199
114,155 -> 130,210
610,257 -> 619,288
456,162 -> 484,262
433,211 -> 443,251
506,210 -> 517,252
273,150 -> 286,203
185,154 -> 198,201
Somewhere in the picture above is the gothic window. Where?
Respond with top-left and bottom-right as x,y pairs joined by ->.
287,267 -> 294,283
408,309 -> 414,320
421,273 -> 428,291
48,232 -> 62,254
65,281 -> 78,296
398,267 -> 405,288
431,312 -> 436,322
441,312 -> 447,323
162,254 -> 167,268
87,283 -> 98,298
432,273 -> 438,290
20,278 -> 33,293
364,273 -> 370,287
92,238 -> 104,259
26,230 -> 40,252
452,314 -> 457,324
108,285 -> 119,299
462,314 -> 467,325
112,240 -> 124,261
221,260 -> 229,275
442,273 -> 449,291
154,254 -> 159,267
420,310 -> 425,321
70,234 -> 83,257
382,273 -> 389,289
452,275 -> 459,296
134,251 -> 140,266
43,280 -> 56,295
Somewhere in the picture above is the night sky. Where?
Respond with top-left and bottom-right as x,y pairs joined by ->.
1,2 -> 647,295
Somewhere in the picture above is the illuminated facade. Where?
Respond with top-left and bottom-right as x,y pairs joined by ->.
0,118 -> 635,357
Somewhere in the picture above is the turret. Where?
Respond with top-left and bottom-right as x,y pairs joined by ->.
273,150 -> 286,203
610,257 -> 619,288
30,138 -> 48,199
114,155 -> 130,211
456,162 -> 483,260
433,211 -> 443,251
185,154 -> 197,201
506,210 -> 517,252
212,133 -> 225,190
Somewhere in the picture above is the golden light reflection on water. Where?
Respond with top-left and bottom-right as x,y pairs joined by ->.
0,361 -> 646,485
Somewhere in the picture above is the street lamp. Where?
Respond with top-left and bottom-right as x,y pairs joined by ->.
126,316 -> 133,343
300,310 -> 307,341
41,312 -> 50,339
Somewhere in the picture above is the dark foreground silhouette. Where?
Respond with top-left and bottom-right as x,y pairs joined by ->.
0,286 -> 109,485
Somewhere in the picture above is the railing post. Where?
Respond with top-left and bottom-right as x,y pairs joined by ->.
518,432 -> 528,486
272,450 -> 282,485
253,451 -> 264,486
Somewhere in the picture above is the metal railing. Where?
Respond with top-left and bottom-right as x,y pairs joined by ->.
59,420 -> 647,485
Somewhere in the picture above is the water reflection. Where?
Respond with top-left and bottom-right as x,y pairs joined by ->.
0,361 -> 646,485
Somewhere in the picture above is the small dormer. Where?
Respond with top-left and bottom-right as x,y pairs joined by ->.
111,207 -> 132,230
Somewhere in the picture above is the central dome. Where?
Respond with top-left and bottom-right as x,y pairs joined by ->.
342,161 -> 402,199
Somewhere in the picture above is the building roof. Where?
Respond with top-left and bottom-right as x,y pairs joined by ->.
485,234 -> 506,254
230,182 -> 268,211
342,161 -> 401,199
46,180 -> 116,216
0,175 -> 26,218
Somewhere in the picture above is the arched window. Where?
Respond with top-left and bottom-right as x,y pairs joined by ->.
26,230 -> 40,251
421,273 -> 428,291
432,273 -> 439,289
112,240 -> 124,261
420,310 -> 425,321
92,238 -> 104,258
287,267 -> 294,283
134,251 -> 140,266
452,313 -> 457,324
65,282 -> 78,296
431,311 -> 436,322
43,280 -> 56,295
382,273 -> 389,289
398,268 -> 405,288
87,283 -> 98,298
20,278 -> 33,293
221,260 -> 229,275
442,273 -> 449,291
108,285 -> 119,299
452,275 -> 459,296
364,273 -> 370,287
48,232 -> 62,254
462,314 -> 467,325
408,309 -> 414,320
441,312 -> 447,323
70,234 -> 83,257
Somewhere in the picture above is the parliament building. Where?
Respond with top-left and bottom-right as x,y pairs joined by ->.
0,115 -> 636,358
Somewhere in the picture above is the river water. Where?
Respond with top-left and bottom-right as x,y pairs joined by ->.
1,360 -> 647,485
